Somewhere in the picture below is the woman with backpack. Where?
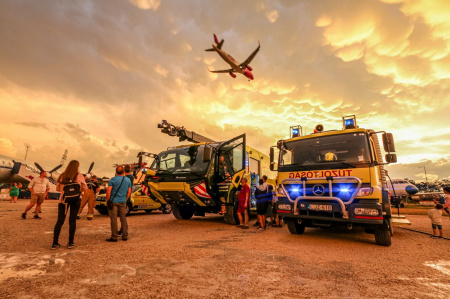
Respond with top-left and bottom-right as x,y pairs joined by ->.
52,160 -> 87,249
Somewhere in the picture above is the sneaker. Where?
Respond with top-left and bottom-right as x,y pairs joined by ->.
430,235 -> 438,239
51,243 -> 61,250
33,214 -> 42,219
87,217 -> 93,221
67,243 -> 74,249
242,225 -> 249,229
257,227 -> 266,231
438,236 -> 444,239
118,230 -> 122,236
122,238 -> 128,241
106,238 -> 117,242
76,216 -> 80,220
253,222 -> 260,227
235,225 -> 242,228
21,213 -> 26,219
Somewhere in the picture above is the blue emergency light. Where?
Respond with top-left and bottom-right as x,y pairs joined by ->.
292,128 -> 299,137
345,119 -> 354,127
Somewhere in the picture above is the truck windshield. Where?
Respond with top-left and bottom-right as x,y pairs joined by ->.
280,132 -> 371,169
152,145 -> 211,175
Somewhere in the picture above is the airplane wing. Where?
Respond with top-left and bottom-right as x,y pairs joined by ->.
239,41 -> 261,69
208,67 -> 235,73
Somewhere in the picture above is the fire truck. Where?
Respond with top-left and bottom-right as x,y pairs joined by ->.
270,115 -> 405,246
139,120 -> 275,225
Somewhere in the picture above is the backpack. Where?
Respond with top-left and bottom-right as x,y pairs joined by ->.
61,174 -> 81,204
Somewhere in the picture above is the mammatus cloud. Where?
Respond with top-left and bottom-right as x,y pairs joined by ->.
0,0 -> 449,179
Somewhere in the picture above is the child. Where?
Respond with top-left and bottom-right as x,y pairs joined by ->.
428,204 -> 444,239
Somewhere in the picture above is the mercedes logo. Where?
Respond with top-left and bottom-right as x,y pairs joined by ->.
313,184 -> 325,196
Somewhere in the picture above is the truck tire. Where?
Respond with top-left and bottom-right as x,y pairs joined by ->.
374,229 -> 391,246
224,205 -> 239,225
286,219 -> 306,235
374,219 -> 392,246
161,204 -> 172,214
172,204 -> 195,220
97,209 -> 109,215
125,202 -> 132,216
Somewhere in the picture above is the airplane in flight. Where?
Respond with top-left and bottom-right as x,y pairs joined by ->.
205,34 -> 260,81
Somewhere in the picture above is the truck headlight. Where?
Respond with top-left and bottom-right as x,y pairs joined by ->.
356,187 -> 373,197
354,208 -> 379,216
278,204 -> 291,211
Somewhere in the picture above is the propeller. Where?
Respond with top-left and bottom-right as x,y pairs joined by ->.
34,162 -> 63,182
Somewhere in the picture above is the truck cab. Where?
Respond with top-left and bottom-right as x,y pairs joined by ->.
271,116 -> 399,246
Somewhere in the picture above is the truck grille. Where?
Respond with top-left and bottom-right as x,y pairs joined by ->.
285,183 -> 359,202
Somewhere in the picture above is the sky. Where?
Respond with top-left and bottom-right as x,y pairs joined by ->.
0,0 -> 449,181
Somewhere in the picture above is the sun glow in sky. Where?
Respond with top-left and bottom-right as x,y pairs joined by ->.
0,0 -> 449,180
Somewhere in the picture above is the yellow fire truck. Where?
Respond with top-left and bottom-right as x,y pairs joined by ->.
270,115 -> 401,246
139,121 -> 275,225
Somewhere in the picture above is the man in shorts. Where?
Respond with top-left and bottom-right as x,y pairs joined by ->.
22,171 -> 50,219
428,204 -> 444,238
236,177 -> 250,229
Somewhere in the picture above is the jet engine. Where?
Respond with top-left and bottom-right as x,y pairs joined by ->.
229,72 -> 236,78
247,65 -> 253,71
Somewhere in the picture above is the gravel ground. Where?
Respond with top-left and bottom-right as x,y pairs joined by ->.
1,199 -> 450,298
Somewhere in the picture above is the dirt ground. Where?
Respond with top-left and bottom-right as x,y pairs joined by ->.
1,200 -> 450,298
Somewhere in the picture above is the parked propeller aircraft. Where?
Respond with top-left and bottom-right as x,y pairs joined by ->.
205,34 -> 260,81
0,154 -> 63,199
388,179 -> 419,198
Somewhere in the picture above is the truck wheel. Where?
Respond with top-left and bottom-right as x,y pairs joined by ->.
125,202 -> 132,216
161,204 -> 172,214
286,219 -> 306,235
97,209 -> 109,215
374,229 -> 391,246
224,205 -> 239,225
172,204 -> 195,220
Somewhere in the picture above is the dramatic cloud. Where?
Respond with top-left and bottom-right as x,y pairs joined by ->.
0,0 -> 449,179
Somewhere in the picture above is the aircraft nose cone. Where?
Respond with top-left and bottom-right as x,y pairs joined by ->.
406,185 -> 419,195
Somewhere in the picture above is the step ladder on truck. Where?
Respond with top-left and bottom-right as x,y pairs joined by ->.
270,115 -> 410,246
138,120 -> 276,225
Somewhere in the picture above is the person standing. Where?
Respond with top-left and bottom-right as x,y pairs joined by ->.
106,166 -> 131,242
77,175 -> 100,220
255,179 -> 268,230
236,177 -> 250,229
428,204 -> 444,238
263,175 -> 274,226
443,187 -> 450,215
22,172 -> 50,219
9,183 -> 22,203
52,160 -> 87,249
124,165 -> 135,187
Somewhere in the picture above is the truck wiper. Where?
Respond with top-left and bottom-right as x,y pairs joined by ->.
172,170 -> 203,177
314,160 -> 356,168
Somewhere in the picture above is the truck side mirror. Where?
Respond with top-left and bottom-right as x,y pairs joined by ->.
385,154 -> 397,163
382,133 -> 396,153
203,147 -> 212,162
270,147 -> 277,171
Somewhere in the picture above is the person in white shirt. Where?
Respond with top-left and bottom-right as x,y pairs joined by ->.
22,171 -> 50,219
428,204 -> 444,239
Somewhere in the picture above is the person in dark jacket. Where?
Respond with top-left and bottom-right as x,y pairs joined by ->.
255,179 -> 269,230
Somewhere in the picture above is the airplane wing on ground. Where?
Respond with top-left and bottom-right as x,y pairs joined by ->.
239,41 -> 261,69
208,67 -> 235,73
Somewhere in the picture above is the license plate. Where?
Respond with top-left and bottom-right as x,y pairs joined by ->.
309,204 -> 332,212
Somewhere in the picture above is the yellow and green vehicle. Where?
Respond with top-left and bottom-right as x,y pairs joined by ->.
95,185 -> 172,216
270,116 -> 402,246
141,134 -> 276,224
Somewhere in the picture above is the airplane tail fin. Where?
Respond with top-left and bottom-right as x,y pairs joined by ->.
213,34 -> 224,49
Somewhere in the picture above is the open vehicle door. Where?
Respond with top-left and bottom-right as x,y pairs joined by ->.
217,134 -> 246,188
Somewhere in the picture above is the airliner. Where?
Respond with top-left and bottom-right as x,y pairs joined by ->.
205,34 -> 260,81
388,179 -> 419,198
